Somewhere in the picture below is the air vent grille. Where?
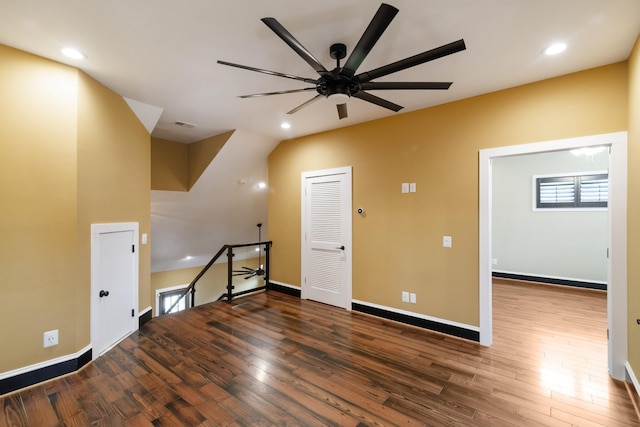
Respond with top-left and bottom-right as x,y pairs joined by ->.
173,120 -> 197,129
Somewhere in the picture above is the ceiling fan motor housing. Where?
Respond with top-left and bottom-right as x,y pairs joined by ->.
318,75 -> 360,101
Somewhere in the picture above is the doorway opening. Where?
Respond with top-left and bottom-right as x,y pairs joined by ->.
479,132 -> 628,379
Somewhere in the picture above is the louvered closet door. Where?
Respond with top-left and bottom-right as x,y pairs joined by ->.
302,167 -> 352,309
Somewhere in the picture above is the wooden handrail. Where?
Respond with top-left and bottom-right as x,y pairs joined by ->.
163,240 -> 272,315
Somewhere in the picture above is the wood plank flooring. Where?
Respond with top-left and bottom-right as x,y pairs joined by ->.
2,281 -> 639,426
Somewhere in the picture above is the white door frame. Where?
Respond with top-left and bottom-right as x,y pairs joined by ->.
301,166 -> 353,310
90,222 -> 139,359
479,131 -> 627,379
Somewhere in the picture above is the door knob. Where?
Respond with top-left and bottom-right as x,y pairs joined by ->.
336,245 -> 345,250
99,290 -> 110,298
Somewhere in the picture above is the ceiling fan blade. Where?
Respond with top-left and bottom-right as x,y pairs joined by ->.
217,60 -> 318,84
341,3 -> 399,78
239,87 -> 317,99
287,94 -> 322,114
360,82 -> 452,90
352,91 -> 403,112
337,103 -> 348,120
356,39 -> 466,83
261,17 -> 330,76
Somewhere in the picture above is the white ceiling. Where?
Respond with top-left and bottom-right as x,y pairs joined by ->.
2,0 -> 639,143
2,1 -> 639,273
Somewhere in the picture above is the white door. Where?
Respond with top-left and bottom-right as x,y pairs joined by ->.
91,223 -> 139,358
301,167 -> 352,309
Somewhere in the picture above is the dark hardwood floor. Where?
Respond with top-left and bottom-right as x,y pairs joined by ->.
1,281 -> 639,426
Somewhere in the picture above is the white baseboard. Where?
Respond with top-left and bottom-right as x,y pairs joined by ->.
139,305 -> 152,317
626,362 -> 640,395
269,280 -> 300,290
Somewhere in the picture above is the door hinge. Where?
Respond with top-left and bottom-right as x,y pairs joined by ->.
132,309 -> 135,317
607,329 -> 609,339
132,245 -> 135,253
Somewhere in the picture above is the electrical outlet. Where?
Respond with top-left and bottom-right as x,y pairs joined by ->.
402,291 -> 410,303
410,293 -> 417,304
44,330 -> 58,348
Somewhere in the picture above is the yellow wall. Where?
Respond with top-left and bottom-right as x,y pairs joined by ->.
628,36 -> 640,375
150,131 -> 233,191
268,63 -> 628,327
0,45 -> 151,373
77,72 -> 151,315
0,45 -> 79,371
188,130 -> 233,188
151,137 -> 189,191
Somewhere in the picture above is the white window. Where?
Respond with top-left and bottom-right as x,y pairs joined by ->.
155,284 -> 190,316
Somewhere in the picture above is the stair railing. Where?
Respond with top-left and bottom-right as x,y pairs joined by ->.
164,240 -> 272,315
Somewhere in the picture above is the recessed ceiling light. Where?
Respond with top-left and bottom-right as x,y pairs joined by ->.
61,47 -> 85,60
544,42 -> 567,56
257,182 -> 267,189
280,122 -> 291,129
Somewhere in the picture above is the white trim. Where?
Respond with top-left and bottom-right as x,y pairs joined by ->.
626,362 -> 640,396
480,131 -> 627,379
352,299 -> 480,333
91,222 -> 140,360
155,284 -> 188,316
492,270 -> 608,286
139,306 -> 152,317
269,280 -> 301,290
0,344 -> 91,380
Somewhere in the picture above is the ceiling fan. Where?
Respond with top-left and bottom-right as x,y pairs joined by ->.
232,223 -> 265,279
217,3 -> 466,120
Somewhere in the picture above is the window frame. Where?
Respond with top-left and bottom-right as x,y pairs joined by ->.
155,284 -> 190,316
532,170 -> 608,211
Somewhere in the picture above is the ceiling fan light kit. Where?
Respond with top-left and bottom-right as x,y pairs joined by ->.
218,3 -> 466,119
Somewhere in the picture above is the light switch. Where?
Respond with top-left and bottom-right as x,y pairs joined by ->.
402,291 -> 410,302
401,183 -> 409,193
142,233 -> 148,244
409,183 -> 416,193
443,236 -> 452,248
409,293 -> 416,304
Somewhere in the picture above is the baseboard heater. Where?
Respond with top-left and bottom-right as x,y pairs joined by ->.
492,271 -> 607,291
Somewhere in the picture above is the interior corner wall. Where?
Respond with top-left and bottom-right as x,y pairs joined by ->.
627,35 -> 640,377
187,130 -> 234,189
0,45 -> 80,372
0,44 -> 151,375
268,62 -> 628,328
77,72 -> 152,319
151,137 -> 189,191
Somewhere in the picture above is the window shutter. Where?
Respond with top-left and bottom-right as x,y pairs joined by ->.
535,173 -> 608,209
579,174 -> 608,207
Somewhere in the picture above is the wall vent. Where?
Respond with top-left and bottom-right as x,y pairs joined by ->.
173,120 -> 197,129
